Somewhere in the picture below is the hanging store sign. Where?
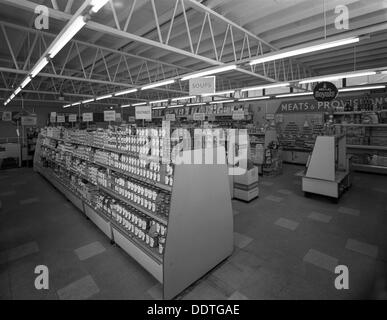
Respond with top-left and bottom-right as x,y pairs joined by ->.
208,114 -> 216,121
57,115 -> 65,123
313,82 -> 338,102
50,112 -> 56,123
128,116 -> 136,122
2,111 -> 12,121
165,113 -> 176,121
189,76 -> 215,96
232,111 -> 245,120
135,106 -> 152,120
104,110 -> 116,121
193,113 -> 205,121
115,113 -> 122,122
68,114 -> 77,122
82,112 -> 93,122
21,115 -> 37,126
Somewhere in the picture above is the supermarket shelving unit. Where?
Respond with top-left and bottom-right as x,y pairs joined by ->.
336,123 -> 387,175
34,132 -> 233,299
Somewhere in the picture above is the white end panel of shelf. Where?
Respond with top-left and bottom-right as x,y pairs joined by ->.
306,136 -> 335,181
163,147 -> 234,300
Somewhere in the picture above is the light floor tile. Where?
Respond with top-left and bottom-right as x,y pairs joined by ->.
20,197 -> 40,205
303,249 -> 338,273
264,195 -> 283,203
294,170 -> 304,177
74,241 -> 106,261
308,212 -> 332,223
234,232 -> 253,249
260,181 -> 274,187
277,189 -> 293,195
274,218 -> 299,231
0,241 -> 39,264
57,275 -> 99,300
183,280 -> 227,300
228,291 -> 249,300
338,206 -> 360,216
147,283 -> 163,300
345,239 -> 378,259
0,191 -> 16,197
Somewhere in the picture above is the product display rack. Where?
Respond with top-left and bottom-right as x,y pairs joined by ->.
34,127 -> 233,299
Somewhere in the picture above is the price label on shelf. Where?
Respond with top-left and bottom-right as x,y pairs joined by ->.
82,112 -> 93,122
193,113 -> 205,121
68,114 -> 77,122
57,115 -> 65,123
104,110 -> 116,121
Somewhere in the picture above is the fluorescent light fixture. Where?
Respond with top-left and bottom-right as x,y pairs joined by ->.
382,71 -> 387,74
82,98 -> 95,104
299,71 -> 376,84
171,95 -> 196,101
14,87 -> 22,96
115,88 -> 138,96
132,102 -> 146,106
20,77 -> 31,89
141,79 -> 175,90
10,94 -> 15,99
121,104 -> 131,108
241,82 -> 290,92
238,96 -> 270,102
63,104 -> 71,108
90,0 -> 109,13
150,99 -> 168,104
72,101 -> 81,106
339,85 -> 385,92
96,94 -> 113,101
187,102 -> 206,106
209,99 -> 234,104
152,106 -> 167,110
181,65 -> 237,81
202,90 -> 234,97
168,104 -> 184,108
48,16 -> 86,59
250,37 -> 359,65
31,58 -> 49,78
276,92 -> 313,98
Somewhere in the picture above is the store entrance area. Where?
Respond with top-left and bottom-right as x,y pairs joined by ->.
1,164 -> 386,300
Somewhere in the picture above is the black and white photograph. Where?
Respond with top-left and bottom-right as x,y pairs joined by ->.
0,0 -> 386,307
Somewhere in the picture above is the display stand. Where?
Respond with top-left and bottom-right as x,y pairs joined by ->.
301,135 -> 351,202
34,133 -> 233,299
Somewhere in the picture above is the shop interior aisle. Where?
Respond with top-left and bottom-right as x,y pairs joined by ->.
0,165 -> 386,300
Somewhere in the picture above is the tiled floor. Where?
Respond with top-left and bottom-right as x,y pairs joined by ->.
0,166 -> 386,300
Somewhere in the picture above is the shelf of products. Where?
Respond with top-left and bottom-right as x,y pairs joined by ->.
34,126 -> 233,299
336,124 -> 387,174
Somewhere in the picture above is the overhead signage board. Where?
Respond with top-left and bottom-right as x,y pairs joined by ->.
313,82 -> 338,102
193,113 -> 205,121
208,114 -> 216,121
276,94 -> 387,113
2,111 -> 12,121
57,115 -> 65,123
104,110 -> 116,121
21,115 -> 37,126
128,116 -> 136,123
232,111 -> 245,120
115,113 -> 122,122
189,76 -> 215,96
165,113 -> 176,121
50,112 -> 56,123
82,112 -> 93,122
68,114 -> 77,122
135,106 -> 152,120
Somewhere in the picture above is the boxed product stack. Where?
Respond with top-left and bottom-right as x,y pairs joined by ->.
233,162 -> 259,202
262,147 -> 283,176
